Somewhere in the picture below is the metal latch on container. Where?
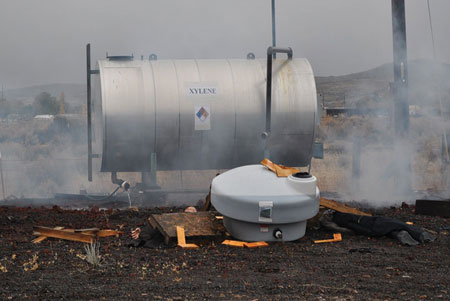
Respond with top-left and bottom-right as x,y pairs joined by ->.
259,201 -> 273,222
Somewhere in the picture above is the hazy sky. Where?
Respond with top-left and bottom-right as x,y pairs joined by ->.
1,0 -> 449,89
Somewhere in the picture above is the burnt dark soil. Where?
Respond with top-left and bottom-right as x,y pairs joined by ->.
0,204 -> 449,300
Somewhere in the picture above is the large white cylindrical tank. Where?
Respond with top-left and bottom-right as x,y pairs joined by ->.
94,57 -> 318,172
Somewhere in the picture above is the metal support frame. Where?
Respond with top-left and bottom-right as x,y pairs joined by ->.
263,46 -> 293,159
265,47 -> 293,134
86,43 -> 99,182
271,0 -> 277,59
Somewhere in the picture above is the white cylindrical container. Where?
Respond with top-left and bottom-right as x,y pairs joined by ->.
211,165 -> 320,241
94,58 -> 318,172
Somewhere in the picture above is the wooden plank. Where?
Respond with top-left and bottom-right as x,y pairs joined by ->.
179,243 -> 200,249
415,199 -> 450,218
96,230 -> 123,237
200,189 -> 212,212
222,240 -> 246,247
245,242 -> 269,248
314,233 -> 342,244
74,228 -> 100,233
222,240 -> 269,248
176,226 -> 199,249
33,226 -> 94,243
32,226 -> 64,244
176,226 -> 186,245
148,215 -> 158,229
320,198 -> 371,216
260,158 -> 300,177
32,236 -> 48,244
148,215 -> 171,245
149,212 -> 225,245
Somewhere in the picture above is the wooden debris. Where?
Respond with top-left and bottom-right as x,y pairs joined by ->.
201,189 -> 212,212
149,212 -> 225,245
314,233 -> 342,244
32,227 -> 123,243
96,230 -> 123,238
320,198 -> 372,216
73,228 -> 100,233
32,226 -> 65,244
261,158 -> 300,177
200,172 -> 220,212
33,226 -> 94,243
222,240 -> 246,247
32,236 -> 49,244
176,226 -> 199,249
244,241 -> 269,248
222,240 -> 269,248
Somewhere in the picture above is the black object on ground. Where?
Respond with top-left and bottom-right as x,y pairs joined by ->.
415,199 -> 450,218
128,226 -> 165,249
332,211 -> 435,245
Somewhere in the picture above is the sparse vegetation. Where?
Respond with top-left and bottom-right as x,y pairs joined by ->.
84,242 -> 101,267
32,92 -> 59,116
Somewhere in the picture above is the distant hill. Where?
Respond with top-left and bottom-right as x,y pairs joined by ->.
316,59 -> 450,108
4,83 -> 86,104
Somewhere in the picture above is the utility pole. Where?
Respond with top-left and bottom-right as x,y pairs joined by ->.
0,152 -> 5,200
391,0 -> 411,198
391,0 -> 409,137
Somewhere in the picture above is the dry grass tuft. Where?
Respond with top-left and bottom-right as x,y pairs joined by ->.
84,242 -> 101,267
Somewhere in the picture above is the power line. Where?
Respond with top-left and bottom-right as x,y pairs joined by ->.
427,0 -> 437,60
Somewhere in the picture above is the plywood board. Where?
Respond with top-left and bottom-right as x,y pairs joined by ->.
149,212 -> 225,245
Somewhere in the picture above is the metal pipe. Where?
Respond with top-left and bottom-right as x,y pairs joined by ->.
265,47 -> 293,134
86,43 -> 93,182
111,172 -> 130,191
271,0 -> 276,59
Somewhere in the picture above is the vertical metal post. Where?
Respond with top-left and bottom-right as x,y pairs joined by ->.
141,153 -> 159,189
264,47 -> 293,159
86,43 -> 93,182
266,52 -> 273,133
391,0 -> 409,137
271,0 -> 276,59
352,137 -> 361,195
0,152 -> 5,200
150,152 -> 158,187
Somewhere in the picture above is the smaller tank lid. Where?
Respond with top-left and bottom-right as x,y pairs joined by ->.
292,172 -> 312,179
